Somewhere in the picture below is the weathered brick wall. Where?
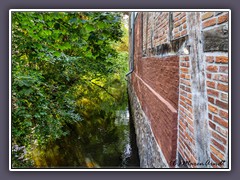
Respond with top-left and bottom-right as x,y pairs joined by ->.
172,12 -> 187,39
129,11 -> 229,168
202,11 -> 229,168
206,55 -> 229,168
130,13 -> 179,167
154,12 -> 170,45
142,12 -> 170,56
131,56 -> 179,166
128,82 -> 169,168
177,54 -> 197,167
176,11 -> 229,168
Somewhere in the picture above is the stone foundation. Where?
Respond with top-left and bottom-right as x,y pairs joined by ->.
128,80 -> 169,168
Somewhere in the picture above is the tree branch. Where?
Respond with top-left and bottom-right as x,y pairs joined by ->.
90,81 -> 117,100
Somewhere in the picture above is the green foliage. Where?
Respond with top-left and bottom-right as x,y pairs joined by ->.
12,11 -> 126,167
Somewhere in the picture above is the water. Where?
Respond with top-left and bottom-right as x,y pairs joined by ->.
31,107 -> 140,168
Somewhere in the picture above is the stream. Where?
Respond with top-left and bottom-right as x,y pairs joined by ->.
31,106 -> 140,168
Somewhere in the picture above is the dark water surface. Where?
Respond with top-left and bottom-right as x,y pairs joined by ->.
31,105 -> 140,168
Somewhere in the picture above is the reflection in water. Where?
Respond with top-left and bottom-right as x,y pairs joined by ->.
31,107 -> 140,168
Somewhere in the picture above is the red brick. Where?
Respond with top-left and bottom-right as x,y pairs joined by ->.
185,74 -> 190,79
208,97 -> 215,104
219,74 -> 228,83
181,67 -> 189,73
180,106 -> 185,112
182,79 -> 191,86
213,116 -> 228,128
216,126 -> 228,137
181,29 -> 187,36
185,141 -> 193,154
180,62 -> 190,67
216,99 -> 228,110
174,21 -> 181,28
175,32 -> 181,38
207,89 -> 219,97
183,150 -> 190,161
174,28 -> 179,33
210,153 -> 222,164
206,56 -> 214,63
184,56 -> 189,61
187,105 -> 193,113
211,138 -> 226,152
207,73 -> 212,79
207,65 -> 218,72
187,93 -> 192,99
212,131 -> 227,145
185,110 -> 193,120
179,125 -> 184,134
207,81 -> 215,88
180,73 -> 185,78
185,133 -> 194,144
216,56 -> 228,63
190,155 -> 197,164
185,86 -> 191,93
182,17 -> 187,24
219,66 -> 228,73
217,83 -> 228,92
180,100 -> 186,108
179,119 -> 186,129
208,104 -> 218,114
203,18 -> 217,28
188,123 -> 194,133
180,95 -> 185,101
219,110 -> 228,119
183,23 -> 187,29
202,12 -> 214,21
218,14 -> 229,24
186,116 -> 194,127
209,120 -> 216,129
210,145 -> 225,160
208,113 -> 213,120
185,98 -> 192,106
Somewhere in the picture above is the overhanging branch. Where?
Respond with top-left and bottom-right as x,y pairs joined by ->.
90,81 -> 117,100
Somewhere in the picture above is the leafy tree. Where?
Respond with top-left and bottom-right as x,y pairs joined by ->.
12,12 -> 126,167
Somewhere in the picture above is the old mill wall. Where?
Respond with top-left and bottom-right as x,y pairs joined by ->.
128,11 -> 229,168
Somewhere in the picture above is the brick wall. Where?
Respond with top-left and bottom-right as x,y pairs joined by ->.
129,11 -> 229,168
206,54 -> 229,167
177,11 -> 229,168
131,13 -> 179,166
154,12 -> 170,45
177,54 -> 197,167
202,11 -> 229,168
142,12 -> 170,56
172,12 -> 187,39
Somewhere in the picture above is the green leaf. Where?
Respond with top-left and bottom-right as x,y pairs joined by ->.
53,51 -> 61,57
85,51 -> 92,58
85,24 -> 95,32
63,42 -> 71,49
97,22 -> 106,29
